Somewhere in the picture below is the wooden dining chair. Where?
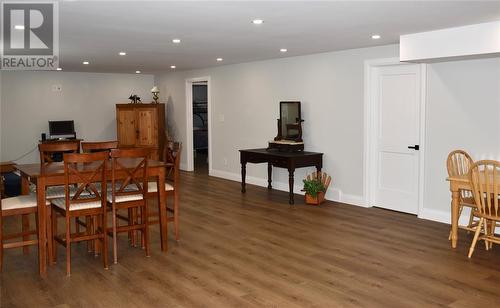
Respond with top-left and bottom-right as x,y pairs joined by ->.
81,141 -> 118,239
0,175 -> 50,271
38,141 -> 83,199
39,141 -> 92,252
49,151 -> 109,275
467,160 -> 500,258
147,141 -> 182,241
446,150 -> 478,238
39,141 -> 81,166
81,141 -> 118,153
108,148 -> 150,264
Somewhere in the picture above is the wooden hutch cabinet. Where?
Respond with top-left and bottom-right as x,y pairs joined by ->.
116,103 -> 165,160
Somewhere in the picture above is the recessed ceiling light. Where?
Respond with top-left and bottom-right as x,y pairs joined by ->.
14,25 -> 24,30
172,39 -> 181,44
119,51 -> 127,56
252,19 -> 264,25
371,34 -> 381,40
280,48 -> 288,53
170,65 -> 176,69
56,67 -> 62,71
135,70 -> 141,74
216,58 -> 223,62
82,61 -> 89,65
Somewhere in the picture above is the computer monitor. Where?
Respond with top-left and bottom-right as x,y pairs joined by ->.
48,120 -> 76,139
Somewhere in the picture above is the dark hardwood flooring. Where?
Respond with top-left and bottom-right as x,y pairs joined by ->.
1,171 -> 500,307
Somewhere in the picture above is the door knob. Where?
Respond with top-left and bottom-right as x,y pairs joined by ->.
408,145 -> 420,150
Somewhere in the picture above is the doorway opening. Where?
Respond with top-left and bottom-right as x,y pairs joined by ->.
192,82 -> 208,173
185,76 -> 212,175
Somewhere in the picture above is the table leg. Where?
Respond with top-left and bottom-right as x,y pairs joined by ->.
36,177 -> 47,276
22,215 -> 30,255
158,167 -> 168,252
450,189 -> 460,248
21,176 -> 30,254
21,176 -> 29,195
288,168 -> 295,205
267,163 -> 272,189
241,162 -> 247,193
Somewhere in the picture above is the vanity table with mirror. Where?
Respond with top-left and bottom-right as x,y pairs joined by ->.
240,101 -> 323,205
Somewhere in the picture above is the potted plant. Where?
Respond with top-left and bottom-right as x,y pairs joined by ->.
302,172 -> 331,205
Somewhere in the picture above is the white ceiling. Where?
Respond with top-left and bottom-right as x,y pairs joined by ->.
57,0 -> 500,73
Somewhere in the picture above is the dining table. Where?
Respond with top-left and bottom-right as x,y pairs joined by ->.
447,172 -> 500,249
16,158 -> 169,277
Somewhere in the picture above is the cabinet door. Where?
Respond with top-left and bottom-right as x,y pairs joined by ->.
136,108 -> 158,147
117,109 -> 137,146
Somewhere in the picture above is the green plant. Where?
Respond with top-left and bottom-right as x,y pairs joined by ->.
302,178 -> 325,197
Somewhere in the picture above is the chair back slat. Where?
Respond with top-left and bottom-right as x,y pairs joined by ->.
109,148 -> 149,198
164,141 -> 182,182
447,150 -> 473,177
62,151 -> 108,210
81,141 -> 118,153
470,160 -> 500,218
447,150 -> 474,199
39,141 -> 80,171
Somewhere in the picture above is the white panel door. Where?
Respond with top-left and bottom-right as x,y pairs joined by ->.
374,64 -> 421,214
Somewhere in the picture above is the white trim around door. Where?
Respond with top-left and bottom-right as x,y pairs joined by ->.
185,76 -> 213,174
363,58 -> 427,216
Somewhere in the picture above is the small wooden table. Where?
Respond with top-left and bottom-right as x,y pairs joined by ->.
16,158 -> 168,277
447,173 -> 500,248
240,148 -> 323,204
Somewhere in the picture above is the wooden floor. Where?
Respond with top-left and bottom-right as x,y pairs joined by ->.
2,171 -> 500,307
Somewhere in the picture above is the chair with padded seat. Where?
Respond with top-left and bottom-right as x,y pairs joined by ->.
38,141 -> 86,199
39,141 -> 93,253
49,151 -> 109,276
1,178 -> 50,271
108,148 -> 150,264
147,141 -> 182,241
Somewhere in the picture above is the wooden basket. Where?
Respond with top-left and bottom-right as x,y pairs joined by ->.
304,171 -> 331,205
305,191 -> 325,205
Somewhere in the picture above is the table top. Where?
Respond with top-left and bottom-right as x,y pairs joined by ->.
240,148 -> 323,157
16,158 -> 168,178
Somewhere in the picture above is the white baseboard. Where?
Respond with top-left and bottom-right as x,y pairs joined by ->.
418,208 -> 450,224
418,206 -> 475,226
180,163 -> 188,171
209,168 -> 365,207
340,194 -> 367,208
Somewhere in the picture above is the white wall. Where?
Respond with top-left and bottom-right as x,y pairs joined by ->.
155,44 -> 500,223
0,71 -> 154,163
156,44 -> 400,205
422,57 -> 500,220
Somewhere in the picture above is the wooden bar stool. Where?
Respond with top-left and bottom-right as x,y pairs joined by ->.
147,142 -> 182,241
107,148 -> 150,264
48,151 -> 109,276
1,193 -> 49,272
